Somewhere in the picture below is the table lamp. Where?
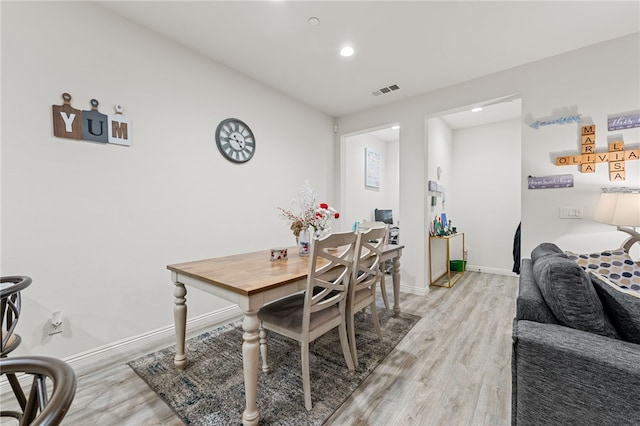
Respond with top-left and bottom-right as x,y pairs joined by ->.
594,188 -> 640,253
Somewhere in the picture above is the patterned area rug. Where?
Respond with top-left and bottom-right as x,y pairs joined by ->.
129,309 -> 420,425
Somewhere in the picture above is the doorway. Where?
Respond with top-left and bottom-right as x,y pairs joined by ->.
340,125 -> 400,231
428,96 -> 522,275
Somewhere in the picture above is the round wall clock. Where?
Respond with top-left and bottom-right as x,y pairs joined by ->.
215,118 -> 256,163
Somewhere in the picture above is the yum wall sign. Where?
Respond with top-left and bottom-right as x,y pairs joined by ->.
555,124 -> 638,181
52,93 -> 131,146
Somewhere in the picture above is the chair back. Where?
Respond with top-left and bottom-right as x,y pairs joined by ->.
0,356 -> 77,426
1,276 -> 32,356
352,227 -> 386,295
303,231 -> 357,327
358,221 -> 390,244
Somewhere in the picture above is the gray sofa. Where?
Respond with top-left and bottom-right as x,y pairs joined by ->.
512,243 -> 640,426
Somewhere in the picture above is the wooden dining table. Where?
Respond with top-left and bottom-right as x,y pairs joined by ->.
167,243 -> 404,426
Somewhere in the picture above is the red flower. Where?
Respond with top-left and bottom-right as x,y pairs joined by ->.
320,203 -> 328,209
316,212 -> 322,218
334,213 -> 340,219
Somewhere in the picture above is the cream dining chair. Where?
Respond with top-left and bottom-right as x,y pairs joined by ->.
258,230 -> 357,410
348,226 -> 386,366
357,221 -> 391,309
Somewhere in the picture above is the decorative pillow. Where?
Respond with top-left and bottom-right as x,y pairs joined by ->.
591,272 -> 640,344
531,242 -> 567,263
566,248 -> 640,293
533,255 -> 618,338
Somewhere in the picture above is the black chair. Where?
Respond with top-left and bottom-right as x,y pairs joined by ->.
374,209 -> 400,274
1,356 -> 77,425
2,275 -> 32,411
374,208 -> 399,245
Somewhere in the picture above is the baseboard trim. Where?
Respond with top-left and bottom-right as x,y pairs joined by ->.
465,264 -> 518,277
400,284 -> 428,297
1,305 -> 243,394
67,305 -> 243,376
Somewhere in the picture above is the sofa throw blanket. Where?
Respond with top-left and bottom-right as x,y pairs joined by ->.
566,249 -> 640,293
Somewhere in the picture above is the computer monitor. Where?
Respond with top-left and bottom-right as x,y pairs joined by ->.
374,209 -> 393,225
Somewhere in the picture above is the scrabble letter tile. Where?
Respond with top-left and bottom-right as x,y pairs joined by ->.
581,143 -> 595,153
608,141 -> 624,151
581,135 -> 596,145
609,161 -> 625,171
610,171 -> 626,181
581,125 -> 595,135
581,163 -> 596,173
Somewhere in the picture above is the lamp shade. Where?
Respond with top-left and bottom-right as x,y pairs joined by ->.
594,192 -> 640,226
594,192 -> 618,224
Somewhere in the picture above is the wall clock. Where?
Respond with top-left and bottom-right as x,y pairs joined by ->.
215,118 -> 256,163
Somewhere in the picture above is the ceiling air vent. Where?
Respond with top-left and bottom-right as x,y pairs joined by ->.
371,84 -> 400,96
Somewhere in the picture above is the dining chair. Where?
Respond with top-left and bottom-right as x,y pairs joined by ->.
1,275 -> 33,413
348,226 -> 386,366
258,230 -> 357,410
0,356 -> 77,425
357,221 -> 391,310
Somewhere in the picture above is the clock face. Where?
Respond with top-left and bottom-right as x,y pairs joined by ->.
215,118 -> 255,163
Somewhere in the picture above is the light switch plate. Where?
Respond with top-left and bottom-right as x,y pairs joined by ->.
559,207 -> 583,219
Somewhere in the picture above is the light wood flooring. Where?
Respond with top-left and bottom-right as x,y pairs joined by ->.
4,271 -> 519,425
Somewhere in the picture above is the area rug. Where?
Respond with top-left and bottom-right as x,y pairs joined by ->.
129,309 -> 420,425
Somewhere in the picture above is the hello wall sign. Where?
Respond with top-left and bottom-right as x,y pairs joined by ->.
52,93 -> 131,146
555,124 -> 638,181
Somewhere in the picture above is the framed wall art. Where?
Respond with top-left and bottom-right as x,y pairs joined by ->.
365,147 -> 381,188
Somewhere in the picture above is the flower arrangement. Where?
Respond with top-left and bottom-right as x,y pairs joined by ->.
278,182 -> 340,238
311,203 -> 340,237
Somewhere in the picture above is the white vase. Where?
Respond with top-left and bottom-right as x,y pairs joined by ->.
313,227 -> 331,239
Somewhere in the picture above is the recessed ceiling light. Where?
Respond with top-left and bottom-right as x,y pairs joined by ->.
340,46 -> 355,57
308,17 -> 320,26
471,107 -> 483,112
391,125 -> 400,130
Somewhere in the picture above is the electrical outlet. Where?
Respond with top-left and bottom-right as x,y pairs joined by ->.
48,311 -> 63,335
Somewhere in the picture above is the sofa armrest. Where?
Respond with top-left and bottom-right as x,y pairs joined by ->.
516,259 -> 558,324
512,320 -> 640,426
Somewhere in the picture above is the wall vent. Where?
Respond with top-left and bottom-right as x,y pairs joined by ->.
371,83 -> 400,96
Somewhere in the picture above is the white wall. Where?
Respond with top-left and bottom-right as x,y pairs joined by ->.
426,117 -> 453,223
342,133 -> 399,229
336,33 -> 639,294
1,2 -> 336,359
384,139 -> 400,221
449,118 -> 522,274
426,118 -> 453,279
519,38 -> 640,257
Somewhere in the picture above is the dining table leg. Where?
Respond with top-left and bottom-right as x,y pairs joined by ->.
392,256 -> 401,316
173,281 -> 187,370
242,309 -> 261,426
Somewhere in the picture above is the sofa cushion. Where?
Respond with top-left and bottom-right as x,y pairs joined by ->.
566,248 -> 640,292
591,272 -> 640,344
531,243 -> 567,263
533,255 -> 618,338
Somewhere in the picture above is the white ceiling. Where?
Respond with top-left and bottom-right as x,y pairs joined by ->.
98,1 -> 639,120
365,96 -> 521,143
